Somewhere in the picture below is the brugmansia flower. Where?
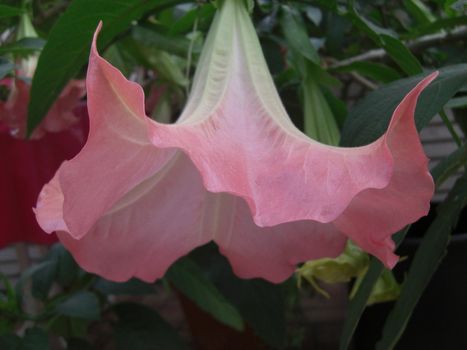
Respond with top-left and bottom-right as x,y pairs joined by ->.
0,14 -> 87,248
0,99 -> 87,248
35,0 -> 436,283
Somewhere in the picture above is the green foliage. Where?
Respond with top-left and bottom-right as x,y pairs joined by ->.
112,303 -> 187,350
27,0 -> 186,134
167,258 -> 244,331
341,64 -> 467,146
377,173 -> 467,349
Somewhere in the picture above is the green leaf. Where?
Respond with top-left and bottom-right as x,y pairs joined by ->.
113,302 -> 187,350
94,278 -> 155,296
333,61 -> 401,83
0,334 -> 20,350
27,0 -> 185,135
0,59 -> 14,80
302,64 -> 340,145
446,95 -> 467,109
339,146 -> 467,349
403,0 -> 435,26
376,173 -> 467,349
14,260 -> 57,301
280,5 -> 320,64
47,244 -> 79,287
167,258 -> 244,331
55,292 -> 100,320
380,34 -> 423,75
198,250 -> 288,349
0,5 -> 22,18
169,3 -> 216,35
409,15 -> 467,37
18,328 -> 49,350
132,25 -> 192,57
346,5 -> 422,75
0,38 -> 45,56
340,64 -> 467,147
346,4 -> 396,44
431,144 -> 467,187
339,227 -> 409,350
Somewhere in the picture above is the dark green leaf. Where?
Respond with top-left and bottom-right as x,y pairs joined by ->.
132,25 -> 192,57
280,5 -> 319,64
333,61 -> 401,83
339,146 -> 467,349
446,95 -> 467,109
67,338 -> 96,350
169,3 -> 216,35
377,173 -> 467,349
380,34 -> 423,75
346,5 -> 396,44
431,144 -> 467,187
0,38 -> 45,55
167,258 -> 244,331
339,227 -> 409,350
197,249 -> 288,349
0,59 -> 14,80
18,328 -> 49,350
409,15 -> 467,37
113,302 -> 187,350
48,244 -> 79,287
403,0 -> 435,26
0,333 -> 20,350
340,64 -> 467,147
27,0 -> 185,135
0,5 -> 22,18
11,260 -> 59,302
55,292 -> 100,320
94,278 -> 155,296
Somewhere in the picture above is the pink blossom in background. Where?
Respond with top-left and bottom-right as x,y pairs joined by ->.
0,74 -> 87,248
36,0 -> 436,283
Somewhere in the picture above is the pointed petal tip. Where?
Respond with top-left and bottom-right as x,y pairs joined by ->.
91,21 -> 103,55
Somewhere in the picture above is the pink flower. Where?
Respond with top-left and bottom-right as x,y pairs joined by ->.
0,77 -> 85,140
35,0 -> 436,283
0,71 -> 87,249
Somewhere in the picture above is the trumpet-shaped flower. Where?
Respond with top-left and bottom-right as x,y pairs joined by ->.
35,0 -> 436,283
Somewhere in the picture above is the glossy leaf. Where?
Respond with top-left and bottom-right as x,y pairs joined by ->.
340,64 -> 467,147
380,34 -> 423,75
94,278 -> 155,296
0,58 -> 14,80
113,302 -> 187,350
27,0 -> 185,134
280,5 -> 319,64
167,258 -> 244,331
0,5 -> 22,18
333,61 -> 401,83
55,292 -> 100,320
339,227 -> 409,350
0,38 -> 45,55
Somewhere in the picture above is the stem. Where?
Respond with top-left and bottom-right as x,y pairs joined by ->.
439,109 -> 462,147
331,26 -> 467,69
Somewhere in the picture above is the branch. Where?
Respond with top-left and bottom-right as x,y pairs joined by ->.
330,26 -> 467,69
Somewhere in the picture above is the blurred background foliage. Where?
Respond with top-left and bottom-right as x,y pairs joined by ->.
1,0 -> 467,349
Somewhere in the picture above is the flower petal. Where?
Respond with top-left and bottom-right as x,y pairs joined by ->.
213,194 -> 347,283
50,23 -> 174,239
334,73 -> 437,268
146,0 -> 431,233
52,152 -> 212,281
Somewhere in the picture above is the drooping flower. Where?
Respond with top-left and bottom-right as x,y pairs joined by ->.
35,0 -> 436,283
0,14 -> 87,248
